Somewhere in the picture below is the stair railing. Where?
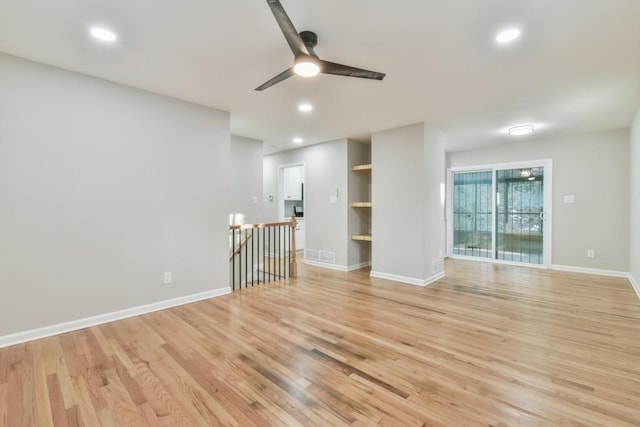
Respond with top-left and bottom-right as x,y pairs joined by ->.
229,215 -> 297,290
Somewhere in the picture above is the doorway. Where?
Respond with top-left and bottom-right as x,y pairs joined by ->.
278,163 -> 305,251
448,160 -> 552,266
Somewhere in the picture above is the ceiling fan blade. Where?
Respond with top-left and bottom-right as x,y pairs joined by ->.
255,68 -> 295,91
319,60 -> 386,80
266,0 -> 309,57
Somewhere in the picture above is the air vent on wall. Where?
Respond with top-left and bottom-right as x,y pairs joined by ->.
305,249 -> 336,264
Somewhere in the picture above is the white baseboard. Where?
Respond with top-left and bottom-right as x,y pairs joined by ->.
347,261 -> 372,272
551,264 -> 630,278
370,271 -> 445,287
0,287 -> 231,349
303,259 -> 370,272
629,274 -> 640,300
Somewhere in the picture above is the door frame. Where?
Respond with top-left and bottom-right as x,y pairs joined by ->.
446,159 -> 553,267
277,162 -> 306,221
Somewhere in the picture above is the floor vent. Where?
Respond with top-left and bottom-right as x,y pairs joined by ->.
432,259 -> 444,274
306,249 -> 336,264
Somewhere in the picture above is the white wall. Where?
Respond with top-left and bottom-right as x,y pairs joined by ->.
448,129 -> 630,272
423,127 -> 446,279
230,135 -> 263,223
630,110 -> 640,290
371,123 -> 446,284
0,53 -> 231,338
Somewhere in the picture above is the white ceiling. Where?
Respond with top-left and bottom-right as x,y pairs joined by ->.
1,0 -> 639,153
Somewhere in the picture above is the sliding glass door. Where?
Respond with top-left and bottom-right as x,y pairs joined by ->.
449,161 -> 551,266
496,167 -> 544,264
452,171 -> 493,258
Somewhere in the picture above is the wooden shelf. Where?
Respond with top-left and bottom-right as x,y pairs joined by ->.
351,234 -> 372,242
351,201 -> 372,208
351,164 -> 372,171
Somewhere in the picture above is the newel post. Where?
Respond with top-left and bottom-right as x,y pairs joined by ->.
290,214 -> 297,278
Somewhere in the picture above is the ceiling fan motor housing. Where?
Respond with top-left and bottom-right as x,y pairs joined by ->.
300,30 -> 318,48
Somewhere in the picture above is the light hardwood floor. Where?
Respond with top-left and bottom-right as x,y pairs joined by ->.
1,259 -> 640,426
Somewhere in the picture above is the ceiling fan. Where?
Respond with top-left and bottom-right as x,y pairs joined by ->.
255,0 -> 386,91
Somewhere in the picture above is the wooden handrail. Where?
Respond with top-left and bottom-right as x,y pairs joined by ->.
229,233 -> 252,261
230,219 -> 294,230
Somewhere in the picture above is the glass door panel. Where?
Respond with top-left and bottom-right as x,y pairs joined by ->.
452,171 -> 493,258
449,162 -> 550,266
495,167 -> 544,264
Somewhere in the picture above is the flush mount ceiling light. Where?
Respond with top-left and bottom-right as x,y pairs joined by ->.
298,103 -> 313,112
520,169 -> 532,177
293,55 -> 320,77
90,27 -> 117,43
508,125 -> 535,136
293,137 -> 303,144
496,28 -> 521,44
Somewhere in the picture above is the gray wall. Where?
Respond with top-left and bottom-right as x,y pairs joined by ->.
448,129 -> 630,272
230,135 -> 263,224
630,110 -> 640,284
423,127 -> 446,278
0,53 -> 231,336
264,139 -> 358,268
371,123 -> 446,282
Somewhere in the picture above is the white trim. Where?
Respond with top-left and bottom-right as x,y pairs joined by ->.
304,259 -> 346,271
629,274 -> 640,299
370,271 -> 445,287
0,288 -> 231,349
449,255 -> 548,269
346,261 -> 371,272
277,161 -> 306,221
303,259 -> 370,272
448,159 -> 553,173
551,264 -> 630,278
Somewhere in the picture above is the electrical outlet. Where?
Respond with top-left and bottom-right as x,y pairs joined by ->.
164,272 -> 172,284
586,250 -> 595,258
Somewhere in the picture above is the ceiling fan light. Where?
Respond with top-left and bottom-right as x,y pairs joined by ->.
293,56 -> 320,77
508,125 -> 535,136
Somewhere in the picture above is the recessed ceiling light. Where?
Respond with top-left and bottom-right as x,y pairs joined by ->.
90,27 -> 117,43
293,137 -> 303,144
496,28 -> 521,44
298,103 -> 313,112
508,125 -> 535,136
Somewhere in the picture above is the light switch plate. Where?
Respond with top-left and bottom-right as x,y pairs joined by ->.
564,195 -> 575,203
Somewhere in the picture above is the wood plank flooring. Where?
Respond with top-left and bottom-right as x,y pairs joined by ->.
1,259 -> 640,426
